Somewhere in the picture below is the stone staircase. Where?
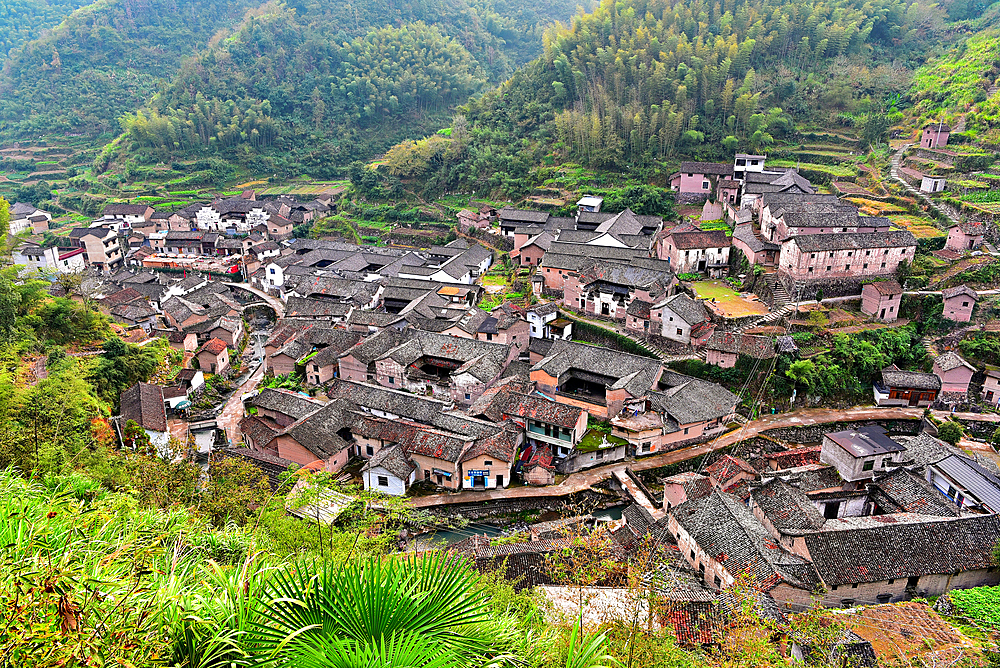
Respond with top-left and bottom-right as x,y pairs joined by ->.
733,303 -> 796,335
764,273 -> 790,308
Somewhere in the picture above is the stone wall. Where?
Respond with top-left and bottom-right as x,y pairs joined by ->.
778,271 -> 893,301
675,192 -> 710,205
761,418 -> 922,444
420,488 -> 620,520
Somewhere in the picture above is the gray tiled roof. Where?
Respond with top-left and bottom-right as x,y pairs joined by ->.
803,513 -> 1000,586
881,366 -> 941,391
651,379 -> 738,425
248,388 -> 323,421
750,479 -> 828,533
656,293 -> 708,325
532,339 -> 662,398
941,285 -> 977,301
120,382 -> 167,432
790,230 -> 917,252
870,467 -> 961,517
362,444 -> 416,479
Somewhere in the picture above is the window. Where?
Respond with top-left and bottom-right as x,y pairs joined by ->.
810,253 -> 816,259
808,267 -> 813,273
847,251 -> 853,257
882,458 -> 891,468
881,262 -> 886,268
827,266 -> 832,272
366,446 -> 374,456
863,460 -> 874,471
464,393 -> 471,401
866,250 -> 872,256
269,268 -> 275,274
888,579 -> 894,585
388,377 -> 394,384
845,265 -> 851,271
377,475 -> 389,487
642,443 -> 651,453
714,576 -> 722,588
485,333 -> 493,341
863,263 -> 868,269
851,583 -> 859,589
676,328 -> 683,336
484,460 -> 493,466
832,585 -> 838,591
963,301 -> 969,307
683,427 -> 689,435
702,181 -> 710,190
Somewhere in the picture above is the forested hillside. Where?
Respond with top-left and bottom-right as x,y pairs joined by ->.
0,0 -> 92,59
0,0 -> 260,139
381,0 -> 960,196
107,0 -> 582,177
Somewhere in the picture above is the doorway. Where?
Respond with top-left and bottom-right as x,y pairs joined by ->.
908,392 -> 920,407
496,475 -> 503,487
880,308 -> 886,319
601,302 -> 610,316
473,475 -> 486,489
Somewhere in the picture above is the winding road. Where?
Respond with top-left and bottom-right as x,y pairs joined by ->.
409,405 -> 998,508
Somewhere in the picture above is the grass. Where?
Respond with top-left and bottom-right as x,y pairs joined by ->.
698,220 -> 732,236
576,428 -> 629,452
691,280 -> 769,317
846,198 -> 906,215
480,275 -> 510,286
767,159 -> 856,177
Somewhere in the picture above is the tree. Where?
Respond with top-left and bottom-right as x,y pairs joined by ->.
121,419 -> 152,453
785,360 -> 816,390
937,421 -> 964,445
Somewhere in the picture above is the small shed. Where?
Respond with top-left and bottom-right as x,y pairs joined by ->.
919,176 -> 946,193
361,445 -> 416,496
945,221 -> 985,253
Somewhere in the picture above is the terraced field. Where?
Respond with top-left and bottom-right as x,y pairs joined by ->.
887,214 -> 946,238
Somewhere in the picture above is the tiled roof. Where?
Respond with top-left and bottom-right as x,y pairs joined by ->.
870,467 -> 961,517
525,445 -> 555,471
705,332 -> 775,359
280,398 -> 354,459
705,454 -> 757,487
826,425 -> 906,458
101,287 -> 144,308
761,464 -> 844,493
532,339 -> 662,399
678,161 -> 733,176
892,432 -> 963,470
941,285 -> 977,301
656,292 -> 708,325
880,365 -> 941,391
804,514 -> 1000,586
198,337 -> 228,355
934,351 -> 974,373
501,391 -> 585,429
662,471 -> 713,501
248,388 -> 323,421
120,382 -> 167,432
498,207 -> 550,224
667,227 -> 731,250
239,414 -> 281,450
764,446 -> 821,469
626,299 -> 652,318
461,426 -> 519,464
651,379 -> 738,425
791,230 -> 917,252
750,479 -> 827,533
672,491 -> 821,591
864,280 -> 903,296
362,444 -> 416,479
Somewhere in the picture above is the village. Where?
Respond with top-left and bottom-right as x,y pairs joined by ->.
9,145 -> 1000,652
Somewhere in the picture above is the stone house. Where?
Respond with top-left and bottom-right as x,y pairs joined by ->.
656,224 -> 731,276
946,221 -> 985,253
777,230 -> 917,299
933,351 -> 976,397
196,337 -> 230,375
476,304 -> 530,351
302,335 -> 362,386
261,399 -> 354,473
732,221 -> 779,267
921,175 -> 947,194
874,365 -> 942,407
166,330 -> 199,352
456,208 -> 492,233
860,280 -> 903,322
561,258 -> 675,321
460,428 -> 519,490
624,299 -> 653,337
920,122 -> 950,149
651,293 -> 710,344
524,302 -> 561,339
820,426 -> 908,481
517,231 -> 555,267
941,285 -> 977,322
361,445 -> 417,496
523,446 -> 556,486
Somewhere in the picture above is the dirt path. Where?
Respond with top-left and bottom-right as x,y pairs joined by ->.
410,406 -> 927,507
216,363 -> 265,446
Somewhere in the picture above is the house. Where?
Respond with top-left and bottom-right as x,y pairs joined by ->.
120,382 -> 169,456
10,203 -> 52,234
522,446 -> 557,486
13,242 -> 87,274
165,330 -> 199,352
860,280 -> 903,322
668,162 -> 734,203
933,351 -> 975,397
516,231 -> 555,267
460,427 -> 519,489
732,153 -> 767,182
945,221 -> 985,253
196,337 -> 230,375
529,339 -> 664,419
656,224 -> 731,277
456,208 -> 493,233
801,513 -> 1000,606
731,220 -> 780,267
661,472 -> 712,508
668,491 -> 821,601
68,227 -> 123,271
624,300 -> 654,337
926,454 -> 1000,514
920,175 -> 947,194
651,293 -> 710,344
920,122 -> 950,149
476,304 -> 529,349
704,332 -> 775,369
524,303 -> 560,339
874,365 -> 941,407
103,204 -> 154,226
941,285 -> 977,322
473,387 -> 589,460
820,425 -> 908,481
361,445 -> 417,496
259,399 -> 354,473
498,207 -> 551,236
777,230 -> 917,299
982,366 -> 1000,406
611,377 -> 738,455
562,258 -> 675,321
577,196 -> 603,213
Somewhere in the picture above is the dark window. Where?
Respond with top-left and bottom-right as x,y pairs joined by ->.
863,460 -> 874,471
845,265 -> 850,271
683,427 -> 689,435
366,446 -> 374,456
388,377 -> 394,384
484,460 -> 493,466
377,475 -> 389,487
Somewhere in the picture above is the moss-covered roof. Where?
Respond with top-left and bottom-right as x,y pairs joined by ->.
576,428 -> 629,452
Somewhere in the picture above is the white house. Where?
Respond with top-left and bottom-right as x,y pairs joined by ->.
361,445 -> 417,496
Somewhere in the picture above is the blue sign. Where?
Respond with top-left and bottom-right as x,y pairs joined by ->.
467,470 -> 490,477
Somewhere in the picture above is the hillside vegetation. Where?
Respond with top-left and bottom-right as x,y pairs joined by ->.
0,0 -> 92,59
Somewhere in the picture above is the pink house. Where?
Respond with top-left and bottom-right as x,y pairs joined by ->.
945,221 -> 985,253
921,123 -> 950,149
668,162 -> 733,202
860,280 -> 902,322
982,366 -> 1000,406
933,351 -> 975,396
942,285 -> 977,322
517,231 -> 554,267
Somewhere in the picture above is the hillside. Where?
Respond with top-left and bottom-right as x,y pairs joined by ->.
0,0 -> 92,60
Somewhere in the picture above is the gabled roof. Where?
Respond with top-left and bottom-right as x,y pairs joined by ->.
880,365 -> 941,391
655,292 -> 708,325
803,513 -> 1000,586
197,337 -> 228,356
248,388 -> 323,421
120,382 -> 167,432
825,425 -> 906,458
666,225 -> 731,250
790,230 -> 917,252
651,379 -> 738,425
930,453 -> 1000,513
705,454 -> 756,487
863,280 -> 902,296
362,444 -> 416,479
750,478 -> 827,533
672,491 -> 821,591
941,284 -> 977,301
678,161 -> 733,176
531,339 -> 662,398
870,467 -> 961,517
933,351 -> 974,373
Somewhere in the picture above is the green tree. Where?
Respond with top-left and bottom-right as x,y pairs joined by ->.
937,421 -> 964,445
785,359 -> 816,391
